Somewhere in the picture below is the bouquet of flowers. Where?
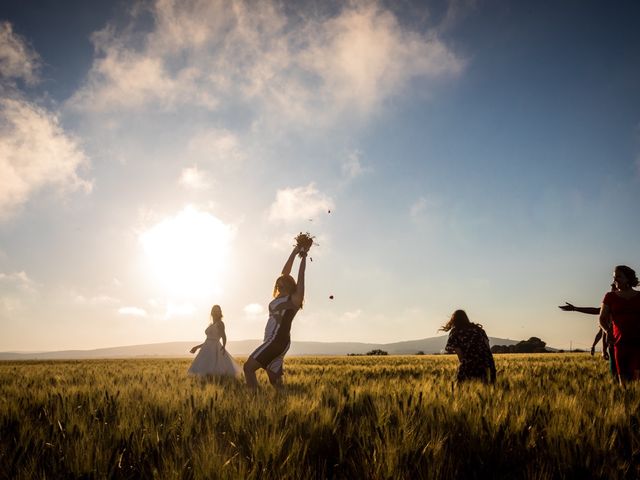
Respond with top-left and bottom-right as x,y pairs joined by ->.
295,232 -> 315,257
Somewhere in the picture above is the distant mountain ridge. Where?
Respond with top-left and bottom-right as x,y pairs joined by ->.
0,336 -> 522,360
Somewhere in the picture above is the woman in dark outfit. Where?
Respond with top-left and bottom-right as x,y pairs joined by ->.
599,265 -> 640,385
442,310 -> 496,383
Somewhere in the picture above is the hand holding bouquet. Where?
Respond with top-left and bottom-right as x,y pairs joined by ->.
294,232 -> 315,257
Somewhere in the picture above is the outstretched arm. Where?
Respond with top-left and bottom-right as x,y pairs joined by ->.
190,343 -> 203,354
281,247 -> 299,276
291,252 -> 307,308
558,302 -> 600,315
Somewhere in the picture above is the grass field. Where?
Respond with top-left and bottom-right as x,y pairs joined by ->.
1,354 -> 639,479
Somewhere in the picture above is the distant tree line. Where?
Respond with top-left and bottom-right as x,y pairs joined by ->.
366,349 -> 388,356
349,350 -> 426,356
347,349 -> 390,356
491,337 -> 548,354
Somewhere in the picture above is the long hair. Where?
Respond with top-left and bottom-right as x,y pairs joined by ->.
439,309 -> 483,332
273,274 -> 297,298
615,265 -> 639,288
210,305 -> 223,323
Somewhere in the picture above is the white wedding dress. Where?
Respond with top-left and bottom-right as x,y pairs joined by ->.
188,321 -> 242,378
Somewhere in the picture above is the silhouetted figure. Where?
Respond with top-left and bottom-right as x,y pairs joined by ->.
559,303 -> 600,315
243,242 -> 309,390
558,283 -> 617,378
600,265 -> 640,385
441,310 -> 496,383
189,305 -> 241,378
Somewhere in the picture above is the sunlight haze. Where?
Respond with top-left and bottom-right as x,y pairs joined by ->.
1,0 -> 639,352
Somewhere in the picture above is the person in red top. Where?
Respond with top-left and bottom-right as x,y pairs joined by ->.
599,265 -> 640,384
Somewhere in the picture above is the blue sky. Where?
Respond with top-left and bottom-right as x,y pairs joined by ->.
1,0 -> 639,351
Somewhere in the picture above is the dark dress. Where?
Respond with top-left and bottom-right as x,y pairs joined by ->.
445,324 -> 497,383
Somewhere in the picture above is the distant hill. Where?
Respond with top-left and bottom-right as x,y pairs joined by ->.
0,336 -> 522,360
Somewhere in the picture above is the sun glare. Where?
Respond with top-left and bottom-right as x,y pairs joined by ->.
139,206 -> 234,299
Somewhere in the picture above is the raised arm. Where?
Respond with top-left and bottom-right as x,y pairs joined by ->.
291,252 -> 307,308
558,302 -> 600,315
281,247 -> 299,276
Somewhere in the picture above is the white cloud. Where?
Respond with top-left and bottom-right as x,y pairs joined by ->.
0,21 -> 91,221
0,21 -> 40,85
0,97 -> 92,219
341,309 -> 363,322
117,306 -> 148,317
297,4 -> 463,120
69,19 -> 186,112
73,293 -> 120,307
268,183 -> 334,222
68,0 -> 238,111
243,303 -> 264,316
0,271 -> 37,290
179,165 -> 210,190
342,150 -> 366,179
70,1 -> 463,129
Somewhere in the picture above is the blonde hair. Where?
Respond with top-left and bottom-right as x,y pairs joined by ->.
210,305 -> 223,322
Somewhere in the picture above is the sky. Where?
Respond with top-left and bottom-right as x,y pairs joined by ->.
1,0 -> 639,352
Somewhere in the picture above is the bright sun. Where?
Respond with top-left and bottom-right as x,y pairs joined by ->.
139,206 -> 234,298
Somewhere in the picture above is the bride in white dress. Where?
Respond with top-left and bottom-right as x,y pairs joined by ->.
188,305 -> 242,378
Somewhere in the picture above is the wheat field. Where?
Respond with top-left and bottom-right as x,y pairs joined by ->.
1,354 -> 639,479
